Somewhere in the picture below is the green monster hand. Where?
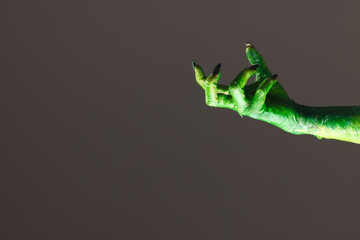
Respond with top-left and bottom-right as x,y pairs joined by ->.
192,43 -> 360,144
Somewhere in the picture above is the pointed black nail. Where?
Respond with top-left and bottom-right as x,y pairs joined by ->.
246,42 -> 253,48
192,60 -> 196,70
212,63 -> 221,75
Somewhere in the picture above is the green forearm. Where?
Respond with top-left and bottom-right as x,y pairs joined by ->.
245,101 -> 360,144
293,104 -> 360,144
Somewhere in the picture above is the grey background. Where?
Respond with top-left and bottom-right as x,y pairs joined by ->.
1,0 -> 360,239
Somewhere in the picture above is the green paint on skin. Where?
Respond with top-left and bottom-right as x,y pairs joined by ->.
192,43 -> 360,144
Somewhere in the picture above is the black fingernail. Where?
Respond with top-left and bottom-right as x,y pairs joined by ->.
192,60 -> 196,69
250,65 -> 259,70
246,42 -> 253,48
213,63 -> 221,75
272,74 -> 278,79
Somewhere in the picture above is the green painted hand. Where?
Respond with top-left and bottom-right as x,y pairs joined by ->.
193,43 -> 360,144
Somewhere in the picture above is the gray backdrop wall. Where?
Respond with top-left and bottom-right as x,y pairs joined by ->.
1,0 -> 360,239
